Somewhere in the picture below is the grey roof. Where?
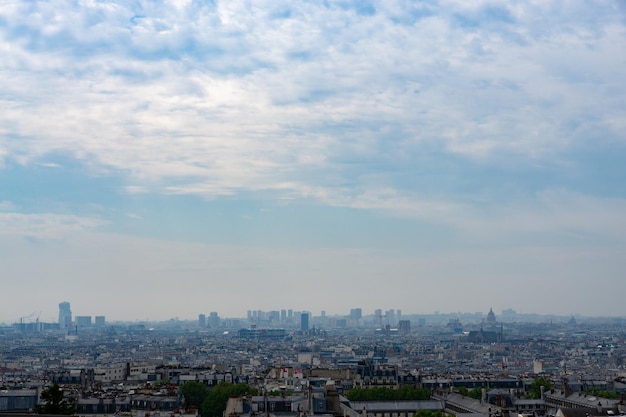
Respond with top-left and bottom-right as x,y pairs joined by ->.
0,389 -> 38,397
349,400 -> 445,412
515,399 -> 546,405
442,392 -> 494,414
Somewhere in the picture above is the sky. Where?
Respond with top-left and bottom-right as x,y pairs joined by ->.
1,0 -> 626,323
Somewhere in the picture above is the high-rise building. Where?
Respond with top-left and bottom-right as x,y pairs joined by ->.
198,314 -> 206,328
300,312 -> 309,332
95,316 -> 106,327
349,308 -> 362,320
268,310 -> 280,323
398,320 -> 411,334
385,309 -> 396,326
375,309 -> 383,326
58,302 -> 72,329
75,316 -> 92,327
209,312 -> 220,328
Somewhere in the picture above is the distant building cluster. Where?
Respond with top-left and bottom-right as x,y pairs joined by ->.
12,301 -> 106,333
57,301 -> 105,331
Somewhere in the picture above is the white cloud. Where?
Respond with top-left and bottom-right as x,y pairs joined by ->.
0,201 -> 17,211
295,185 -> 626,245
1,2 -> 623,166
0,212 -> 107,240
0,0 -> 624,227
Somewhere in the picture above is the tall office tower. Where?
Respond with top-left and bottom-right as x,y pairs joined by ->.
281,309 -> 287,323
300,312 -> 309,332
95,316 -> 106,327
198,314 -> 206,328
374,309 -> 382,326
268,310 -> 280,324
58,302 -> 72,329
75,316 -> 92,327
288,309 -> 293,321
209,312 -> 220,328
350,308 -> 362,320
398,320 -> 411,335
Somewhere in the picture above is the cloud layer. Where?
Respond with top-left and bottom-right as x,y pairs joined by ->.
2,1 -> 624,196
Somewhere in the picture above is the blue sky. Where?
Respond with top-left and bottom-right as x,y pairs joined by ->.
1,0 -> 626,322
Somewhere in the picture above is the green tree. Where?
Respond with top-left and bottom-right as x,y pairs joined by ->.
346,387 -> 431,401
181,381 -> 210,409
414,410 -> 453,417
458,387 -> 483,400
584,388 -> 620,399
467,388 -> 482,400
36,383 -> 76,415
200,382 -> 257,417
527,377 -> 552,399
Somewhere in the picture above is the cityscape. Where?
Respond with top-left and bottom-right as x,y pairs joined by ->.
2,301 -> 626,417
2,1 -> 626,417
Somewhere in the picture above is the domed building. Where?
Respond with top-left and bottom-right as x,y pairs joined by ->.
467,308 -> 503,343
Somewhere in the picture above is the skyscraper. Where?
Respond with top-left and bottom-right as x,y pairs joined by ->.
58,302 -> 72,329
349,308 -> 362,320
209,312 -> 220,328
300,312 -> 309,332
75,316 -> 92,327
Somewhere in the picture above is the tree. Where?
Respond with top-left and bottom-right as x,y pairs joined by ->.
36,383 -> 76,415
200,382 -> 257,417
181,381 -> 210,409
414,410 -> 453,417
527,377 -> 552,399
468,388 -> 482,400
346,387 -> 431,401
584,388 -> 620,399
458,387 -> 483,400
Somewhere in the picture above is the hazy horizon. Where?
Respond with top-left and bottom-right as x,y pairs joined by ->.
3,303 -> 623,326
2,1 -> 625,322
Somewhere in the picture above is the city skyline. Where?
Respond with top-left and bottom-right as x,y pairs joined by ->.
2,1 -> 626,321
0,301 -> 620,326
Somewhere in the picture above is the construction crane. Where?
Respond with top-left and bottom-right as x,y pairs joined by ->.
17,311 -> 41,324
